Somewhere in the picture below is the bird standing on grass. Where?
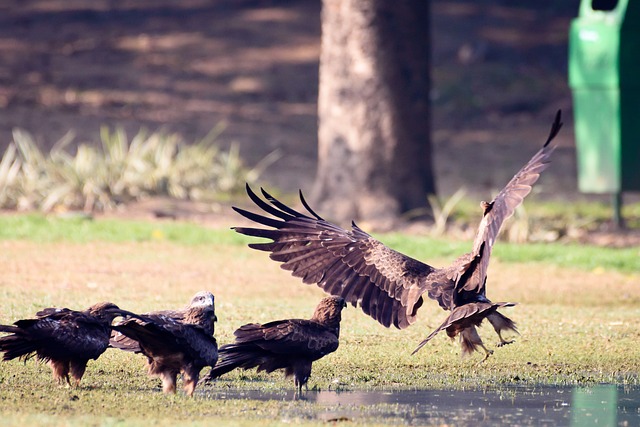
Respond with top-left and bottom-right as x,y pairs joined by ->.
231,111 -> 562,360
202,296 -> 346,393
0,301 -> 139,386
110,291 -> 218,396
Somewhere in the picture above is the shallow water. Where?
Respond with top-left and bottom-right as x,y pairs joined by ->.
201,384 -> 640,426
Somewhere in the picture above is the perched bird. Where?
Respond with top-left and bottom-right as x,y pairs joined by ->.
110,291 -> 218,396
0,302 -> 138,386
203,296 -> 346,392
110,291 -> 217,352
231,111 -> 562,360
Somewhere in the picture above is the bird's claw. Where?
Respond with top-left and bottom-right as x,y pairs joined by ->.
496,339 -> 515,348
479,349 -> 494,364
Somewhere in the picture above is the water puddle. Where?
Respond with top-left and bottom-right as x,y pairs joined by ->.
201,384 -> 640,425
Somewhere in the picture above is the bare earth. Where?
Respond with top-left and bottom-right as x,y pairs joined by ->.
0,1 -> 638,245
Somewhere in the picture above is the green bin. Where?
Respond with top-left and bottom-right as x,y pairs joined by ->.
569,0 -> 640,193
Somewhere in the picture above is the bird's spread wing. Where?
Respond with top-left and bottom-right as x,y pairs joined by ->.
456,110 -> 562,294
233,185 -> 438,329
232,319 -> 339,357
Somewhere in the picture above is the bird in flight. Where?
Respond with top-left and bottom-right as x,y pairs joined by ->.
0,301 -> 138,386
202,296 -> 346,392
231,111 -> 562,360
110,291 -> 218,396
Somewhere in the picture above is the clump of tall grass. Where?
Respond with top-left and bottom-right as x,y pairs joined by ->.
0,126 -> 276,212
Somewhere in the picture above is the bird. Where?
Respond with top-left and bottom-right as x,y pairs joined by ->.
0,301 -> 139,386
202,296 -> 346,392
110,291 -> 217,352
110,291 -> 218,396
230,111 -> 562,360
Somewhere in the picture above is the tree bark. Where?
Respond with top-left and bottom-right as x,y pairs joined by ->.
313,0 -> 434,226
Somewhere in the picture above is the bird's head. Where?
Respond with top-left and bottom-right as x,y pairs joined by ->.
188,291 -> 215,310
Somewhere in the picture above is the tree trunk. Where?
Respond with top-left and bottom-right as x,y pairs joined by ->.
313,0 -> 434,226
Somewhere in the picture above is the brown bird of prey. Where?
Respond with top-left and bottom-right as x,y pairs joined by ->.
231,111 -> 562,360
110,291 -> 218,396
0,302 -> 138,386
202,296 -> 346,392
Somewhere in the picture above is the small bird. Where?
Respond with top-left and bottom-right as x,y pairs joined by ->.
202,296 -> 346,393
0,301 -> 138,386
231,111 -> 562,360
110,291 -> 218,396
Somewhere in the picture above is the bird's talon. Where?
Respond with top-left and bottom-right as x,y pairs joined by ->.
496,339 -> 515,348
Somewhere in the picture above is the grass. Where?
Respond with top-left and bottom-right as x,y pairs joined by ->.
0,214 -> 638,425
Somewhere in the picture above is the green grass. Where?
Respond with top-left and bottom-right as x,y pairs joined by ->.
0,214 -> 637,272
0,213 -> 244,245
0,214 -> 638,425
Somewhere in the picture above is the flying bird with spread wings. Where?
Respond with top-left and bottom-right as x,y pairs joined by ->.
0,302 -> 138,386
231,111 -> 562,360
110,291 -> 218,396
202,296 -> 346,392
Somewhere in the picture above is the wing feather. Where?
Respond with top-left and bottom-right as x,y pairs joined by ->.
232,185 -> 437,329
457,110 -> 562,294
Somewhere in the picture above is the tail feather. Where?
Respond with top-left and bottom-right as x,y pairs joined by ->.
206,343 -> 277,380
0,331 -> 38,361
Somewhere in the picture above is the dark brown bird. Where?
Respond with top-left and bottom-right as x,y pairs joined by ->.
110,291 -> 218,396
0,302 -> 137,386
203,296 -> 346,392
231,111 -> 562,360
110,291 -> 217,353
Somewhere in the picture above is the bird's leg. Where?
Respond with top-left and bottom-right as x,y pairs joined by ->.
479,344 -> 494,363
69,361 -> 87,388
182,370 -> 197,397
49,360 -> 70,386
160,371 -> 177,394
495,330 -> 515,347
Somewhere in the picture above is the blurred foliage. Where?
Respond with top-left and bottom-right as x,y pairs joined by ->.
0,126 -> 277,213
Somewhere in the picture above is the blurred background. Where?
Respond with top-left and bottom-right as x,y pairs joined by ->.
0,0 -> 637,243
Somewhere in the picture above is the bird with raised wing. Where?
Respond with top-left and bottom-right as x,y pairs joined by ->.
231,111 -> 562,360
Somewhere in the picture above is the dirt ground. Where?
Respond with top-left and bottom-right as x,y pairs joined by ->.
0,1 -> 638,245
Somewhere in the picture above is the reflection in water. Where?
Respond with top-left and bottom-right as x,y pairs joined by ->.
201,385 -> 640,425
571,385 -> 617,426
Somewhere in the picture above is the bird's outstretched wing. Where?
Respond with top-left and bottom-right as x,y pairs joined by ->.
233,185 -> 440,329
454,110 -> 562,295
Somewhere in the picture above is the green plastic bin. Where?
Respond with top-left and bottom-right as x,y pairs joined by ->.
569,0 -> 640,193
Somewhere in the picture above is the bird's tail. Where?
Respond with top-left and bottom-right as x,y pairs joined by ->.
411,302 -> 516,355
200,343 -> 265,383
0,325 -> 38,361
